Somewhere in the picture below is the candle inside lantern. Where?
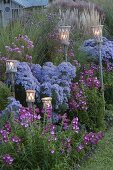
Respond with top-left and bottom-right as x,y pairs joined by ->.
59,26 -> 71,44
26,90 -> 35,103
94,30 -> 101,37
60,30 -> 69,41
41,97 -> 52,109
91,25 -> 103,42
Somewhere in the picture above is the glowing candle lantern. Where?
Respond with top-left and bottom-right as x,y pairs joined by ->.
26,90 -> 36,103
41,97 -> 52,109
6,60 -> 17,73
91,25 -> 103,43
59,26 -> 71,45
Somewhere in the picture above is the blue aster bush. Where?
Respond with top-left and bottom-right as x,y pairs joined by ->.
2,97 -> 22,118
16,62 -> 40,100
80,37 -> 113,60
15,61 -> 76,111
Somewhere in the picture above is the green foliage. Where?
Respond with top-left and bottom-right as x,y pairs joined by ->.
0,82 -> 11,110
105,109 -> 113,128
77,88 -> 105,132
105,86 -> 113,105
86,88 -> 105,131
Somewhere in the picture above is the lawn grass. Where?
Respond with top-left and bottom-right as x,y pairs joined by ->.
79,127 -> 113,170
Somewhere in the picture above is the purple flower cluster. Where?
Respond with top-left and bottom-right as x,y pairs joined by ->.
15,34 -> 34,49
61,138 -> 72,153
41,114 -> 80,155
5,34 -> 34,62
0,122 -> 12,143
0,129 -> 9,143
18,107 -> 41,128
26,54 -> 32,61
4,122 -> 11,134
72,117 -> 79,133
42,124 -> 56,138
79,67 -> 100,89
104,59 -> 113,72
61,113 -> 70,130
12,136 -> 21,144
0,56 -> 7,62
81,37 -> 113,60
77,131 -> 104,152
69,83 -> 87,111
2,154 -> 14,165
5,45 -> 22,54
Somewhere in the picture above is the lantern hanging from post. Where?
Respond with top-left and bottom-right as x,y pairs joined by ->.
59,25 -> 71,46
26,90 -> 35,108
91,25 -> 103,43
6,60 -> 17,73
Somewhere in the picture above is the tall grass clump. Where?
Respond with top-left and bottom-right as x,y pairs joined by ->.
89,0 -> 113,38
0,9 -> 59,65
50,0 -> 105,36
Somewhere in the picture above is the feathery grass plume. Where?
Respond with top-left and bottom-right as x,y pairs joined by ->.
49,0 -> 105,35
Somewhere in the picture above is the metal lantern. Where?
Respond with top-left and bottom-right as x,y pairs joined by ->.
91,25 -> 103,43
6,60 -> 17,73
41,97 -> 52,109
26,90 -> 36,103
6,60 -> 18,98
58,25 -> 71,62
59,26 -> 71,45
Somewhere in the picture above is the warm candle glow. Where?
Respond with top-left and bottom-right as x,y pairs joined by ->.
59,26 -> 71,45
26,90 -> 35,103
6,60 -> 18,73
91,25 -> 103,42
41,97 -> 52,109
60,31 -> 69,41
94,30 -> 101,36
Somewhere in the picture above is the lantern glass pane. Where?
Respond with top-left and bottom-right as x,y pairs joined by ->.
59,26 -> 71,44
26,90 -> 35,103
91,25 -> 103,42
42,97 -> 52,109
6,60 -> 17,73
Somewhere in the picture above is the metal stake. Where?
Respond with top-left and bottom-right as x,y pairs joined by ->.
27,102 -> 33,108
98,42 -> 105,111
64,45 -> 68,62
11,72 -> 15,98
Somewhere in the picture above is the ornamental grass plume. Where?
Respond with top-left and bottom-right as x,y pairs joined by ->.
50,0 -> 105,35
